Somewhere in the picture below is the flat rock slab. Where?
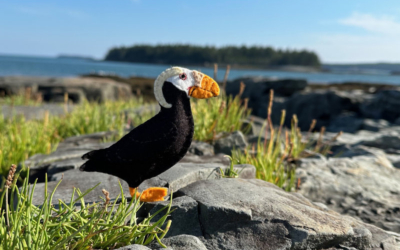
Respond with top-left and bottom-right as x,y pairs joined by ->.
30,169 -> 130,206
30,163 -> 256,205
297,155 -> 400,233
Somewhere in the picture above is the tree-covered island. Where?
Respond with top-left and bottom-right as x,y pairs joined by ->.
104,44 -> 321,69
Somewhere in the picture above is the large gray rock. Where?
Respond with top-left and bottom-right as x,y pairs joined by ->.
226,77 -> 307,97
225,77 -> 305,124
284,90 -> 364,130
144,196 -> 202,238
31,169 -> 131,205
214,131 -> 248,155
296,155 -> 400,233
149,178 -> 400,250
0,76 -> 132,103
189,141 -> 214,156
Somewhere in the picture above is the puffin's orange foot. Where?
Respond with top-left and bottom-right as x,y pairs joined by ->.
129,187 -> 168,202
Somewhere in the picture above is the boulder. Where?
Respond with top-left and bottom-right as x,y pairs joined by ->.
145,196 -> 202,238
284,90 -> 363,130
148,178 -> 399,250
189,141 -> 214,156
0,76 -> 132,103
225,77 -> 306,123
225,77 -> 307,97
214,131 -> 248,155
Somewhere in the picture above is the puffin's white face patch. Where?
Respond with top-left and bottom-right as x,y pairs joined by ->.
166,68 -> 198,97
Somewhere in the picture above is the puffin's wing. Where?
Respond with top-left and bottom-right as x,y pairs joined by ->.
81,118 -> 178,168
105,122 -> 178,164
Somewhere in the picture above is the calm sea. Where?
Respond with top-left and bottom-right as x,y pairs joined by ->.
1,54 -> 400,85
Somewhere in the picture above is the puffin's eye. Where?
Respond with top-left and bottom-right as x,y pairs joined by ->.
179,73 -> 187,80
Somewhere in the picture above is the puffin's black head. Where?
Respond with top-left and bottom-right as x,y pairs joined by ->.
154,67 -> 220,108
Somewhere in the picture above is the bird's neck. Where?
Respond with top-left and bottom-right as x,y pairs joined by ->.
159,95 -> 193,126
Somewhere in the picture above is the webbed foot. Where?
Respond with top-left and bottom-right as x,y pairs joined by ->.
129,187 -> 168,202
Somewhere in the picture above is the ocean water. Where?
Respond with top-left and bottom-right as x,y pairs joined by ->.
1,54 -> 400,85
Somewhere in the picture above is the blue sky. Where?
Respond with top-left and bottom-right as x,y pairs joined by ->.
1,0 -> 399,63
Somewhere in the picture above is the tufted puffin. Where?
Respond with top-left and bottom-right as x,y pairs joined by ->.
80,67 -> 220,202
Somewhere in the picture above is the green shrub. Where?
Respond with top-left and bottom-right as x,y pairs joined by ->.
233,90 -> 341,191
0,167 -> 172,250
232,106 -> 297,191
192,90 -> 251,142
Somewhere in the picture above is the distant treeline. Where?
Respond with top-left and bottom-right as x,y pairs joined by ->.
104,45 -> 321,68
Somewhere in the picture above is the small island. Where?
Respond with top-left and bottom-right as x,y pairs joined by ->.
104,44 -> 321,69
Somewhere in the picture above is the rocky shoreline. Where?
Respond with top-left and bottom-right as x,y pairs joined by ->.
3,75 -> 400,249
225,76 -> 400,133
20,124 -> 400,249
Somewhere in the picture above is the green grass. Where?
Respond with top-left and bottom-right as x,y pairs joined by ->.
219,156 -> 241,178
232,90 -> 341,191
233,108 -> 296,191
192,93 -> 251,142
0,167 -> 173,250
0,98 -> 151,180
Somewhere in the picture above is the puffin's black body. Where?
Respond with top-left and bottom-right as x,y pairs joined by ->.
80,82 -> 194,188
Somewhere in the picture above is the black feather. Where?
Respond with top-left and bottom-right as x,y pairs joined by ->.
79,82 -> 194,188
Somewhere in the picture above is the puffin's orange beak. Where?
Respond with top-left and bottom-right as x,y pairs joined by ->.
189,72 -> 220,99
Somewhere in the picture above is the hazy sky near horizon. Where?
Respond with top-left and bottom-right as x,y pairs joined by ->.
0,0 -> 399,63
